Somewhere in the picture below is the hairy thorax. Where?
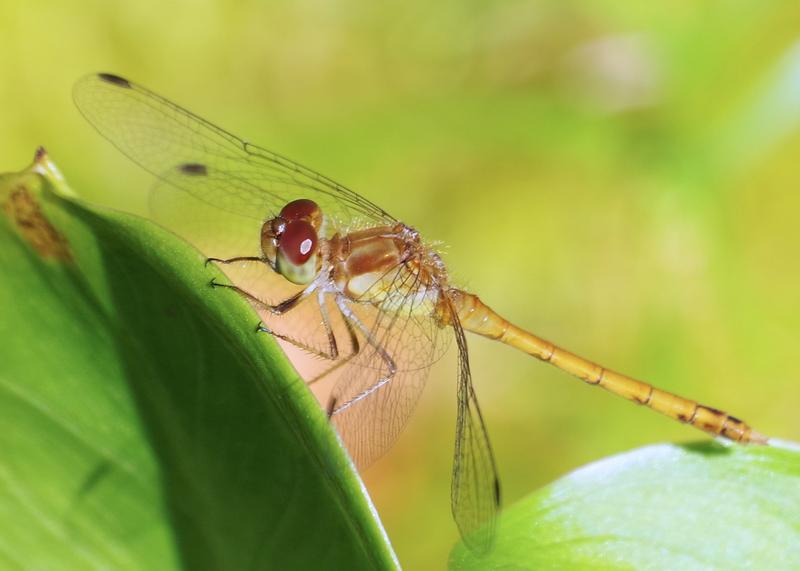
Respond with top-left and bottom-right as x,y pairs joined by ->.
328,223 -> 448,315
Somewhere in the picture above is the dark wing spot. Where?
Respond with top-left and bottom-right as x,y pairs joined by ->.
97,73 -> 132,88
178,163 -> 208,176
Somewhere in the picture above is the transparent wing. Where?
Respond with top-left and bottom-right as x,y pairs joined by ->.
448,295 -> 500,553
330,262 -> 451,468
331,351 -> 433,470
73,72 -> 395,231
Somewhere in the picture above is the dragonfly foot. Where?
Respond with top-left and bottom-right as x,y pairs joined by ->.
256,322 -> 272,335
210,276 -> 231,289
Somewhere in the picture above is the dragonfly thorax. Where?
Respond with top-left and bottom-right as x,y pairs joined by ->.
261,199 -> 324,285
328,222 -> 448,315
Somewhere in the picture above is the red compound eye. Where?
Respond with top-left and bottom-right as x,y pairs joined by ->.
278,220 -> 317,264
280,199 -> 320,223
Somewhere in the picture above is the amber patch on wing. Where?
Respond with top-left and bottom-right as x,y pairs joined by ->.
3,184 -> 72,261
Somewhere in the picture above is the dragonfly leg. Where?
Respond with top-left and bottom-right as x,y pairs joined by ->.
257,290 -> 341,360
209,277 -> 315,315
328,296 -> 397,417
258,324 -> 336,359
205,255 -> 266,267
261,292 -> 362,385
212,276 -> 360,381
306,304 -> 361,386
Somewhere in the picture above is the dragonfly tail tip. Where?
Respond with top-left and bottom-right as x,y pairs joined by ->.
749,429 -> 770,446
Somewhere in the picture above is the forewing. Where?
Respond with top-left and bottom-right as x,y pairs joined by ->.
73,72 -> 395,231
448,296 -> 500,553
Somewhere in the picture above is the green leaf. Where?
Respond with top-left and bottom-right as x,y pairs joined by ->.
450,441 -> 800,570
0,152 -> 398,570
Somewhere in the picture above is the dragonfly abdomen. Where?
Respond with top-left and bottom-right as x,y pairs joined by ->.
449,289 -> 768,445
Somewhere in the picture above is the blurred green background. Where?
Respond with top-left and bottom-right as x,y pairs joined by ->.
3,1 -> 800,568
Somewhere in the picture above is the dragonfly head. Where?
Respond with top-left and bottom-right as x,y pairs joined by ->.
261,199 -> 323,285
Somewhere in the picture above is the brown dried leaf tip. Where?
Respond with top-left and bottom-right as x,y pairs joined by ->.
3,184 -> 72,262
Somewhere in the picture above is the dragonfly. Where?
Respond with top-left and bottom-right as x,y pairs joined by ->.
73,72 -> 767,552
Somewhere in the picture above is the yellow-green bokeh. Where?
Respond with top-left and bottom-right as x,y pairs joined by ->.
3,1 -> 799,568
